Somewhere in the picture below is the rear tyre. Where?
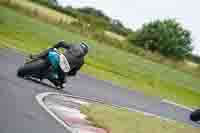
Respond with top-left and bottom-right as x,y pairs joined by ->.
190,109 -> 200,122
17,66 -> 27,77
17,59 -> 48,78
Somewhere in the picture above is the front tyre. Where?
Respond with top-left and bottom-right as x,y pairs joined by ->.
190,109 -> 200,122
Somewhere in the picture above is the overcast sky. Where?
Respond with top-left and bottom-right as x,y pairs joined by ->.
57,0 -> 200,55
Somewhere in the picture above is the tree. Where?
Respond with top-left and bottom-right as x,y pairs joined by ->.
49,0 -> 58,6
110,19 -> 129,36
129,19 -> 193,59
77,7 -> 110,21
30,0 -> 58,6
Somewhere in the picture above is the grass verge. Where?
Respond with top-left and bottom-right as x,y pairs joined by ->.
81,104 -> 200,133
0,5 -> 200,108
0,0 -> 76,24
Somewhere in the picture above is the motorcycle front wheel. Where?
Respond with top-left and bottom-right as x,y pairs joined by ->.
190,109 -> 200,122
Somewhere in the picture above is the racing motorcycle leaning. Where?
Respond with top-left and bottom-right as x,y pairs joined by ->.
17,48 -> 70,89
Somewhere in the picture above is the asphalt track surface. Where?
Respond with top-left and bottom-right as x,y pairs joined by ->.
0,48 -> 199,133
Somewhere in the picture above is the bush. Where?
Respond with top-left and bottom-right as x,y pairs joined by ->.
129,19 -> 193,60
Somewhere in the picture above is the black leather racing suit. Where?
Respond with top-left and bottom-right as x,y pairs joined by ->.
31,41 -> 85,86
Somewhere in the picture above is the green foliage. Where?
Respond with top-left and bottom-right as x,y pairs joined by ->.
109,19 -> 131,36
30,0 -> 78,17
49,0 -> 58,6
129,19 -> 193,60
30,0 -> 49,4
187,54 -> 200,64
77,7 -> 110,21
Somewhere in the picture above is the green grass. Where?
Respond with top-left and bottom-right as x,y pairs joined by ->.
0,0 -> 76,24
81,104 -> 200,133
0,5 -> 200,107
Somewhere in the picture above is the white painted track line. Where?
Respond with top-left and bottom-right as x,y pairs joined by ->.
36,92 -> 178,127
162,99 -> 194,112
36,92 -> 75,133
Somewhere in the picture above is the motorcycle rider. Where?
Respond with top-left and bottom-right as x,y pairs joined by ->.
30,41 -> 89,88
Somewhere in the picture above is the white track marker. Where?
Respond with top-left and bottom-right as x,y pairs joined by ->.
162,99 -> 194,112
36,93 -> 75,133
36,92 -> 178,125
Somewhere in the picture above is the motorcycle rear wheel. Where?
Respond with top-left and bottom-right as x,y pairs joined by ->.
17,59 -> 48,78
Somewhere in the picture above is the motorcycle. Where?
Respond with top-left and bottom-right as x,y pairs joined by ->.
17,49 -> 70,89
190,109 -> 200,122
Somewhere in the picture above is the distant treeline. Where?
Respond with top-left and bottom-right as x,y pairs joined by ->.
30,0 -> 133,36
